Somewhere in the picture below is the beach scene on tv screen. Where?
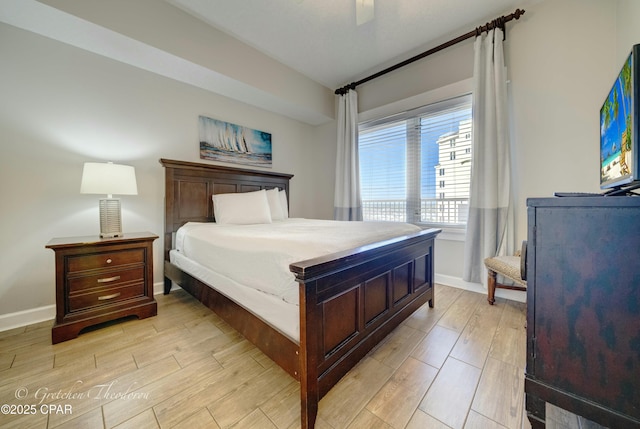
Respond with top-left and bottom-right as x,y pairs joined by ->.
600,53 -> 633,184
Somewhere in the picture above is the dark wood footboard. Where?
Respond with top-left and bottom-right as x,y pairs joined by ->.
290,228 -> 439,428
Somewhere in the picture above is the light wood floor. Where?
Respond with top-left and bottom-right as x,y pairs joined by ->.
0,285 -> 531,429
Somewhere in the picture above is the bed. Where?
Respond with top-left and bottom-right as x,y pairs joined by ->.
160,158 -> 441,428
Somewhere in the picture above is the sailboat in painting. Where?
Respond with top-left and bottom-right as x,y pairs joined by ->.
199,115 -> 272,167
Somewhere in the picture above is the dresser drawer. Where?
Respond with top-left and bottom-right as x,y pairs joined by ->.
68,283 -> 145,312
67,248 -> 145,272
68,267 -> 144,293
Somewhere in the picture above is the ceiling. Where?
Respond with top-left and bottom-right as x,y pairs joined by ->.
166,0 -> 527,90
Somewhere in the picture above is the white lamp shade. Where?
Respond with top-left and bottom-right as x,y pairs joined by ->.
80,162 -> 138,196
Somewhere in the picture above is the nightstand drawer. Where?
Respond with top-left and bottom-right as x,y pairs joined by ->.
68,283 -> 145,312
67,248 -> 145,272
68,267 -> 144,293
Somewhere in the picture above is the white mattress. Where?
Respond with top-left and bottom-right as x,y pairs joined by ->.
175,218 -> 421,305
170,249 -> 300,342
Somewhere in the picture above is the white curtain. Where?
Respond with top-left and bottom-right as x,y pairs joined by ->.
463,28 -> 514,284
334,89 -> 363,221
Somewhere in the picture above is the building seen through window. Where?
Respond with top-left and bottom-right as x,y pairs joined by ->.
359,94 -> 472,227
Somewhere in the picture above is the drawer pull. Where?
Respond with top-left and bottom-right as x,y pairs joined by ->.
98,292 -> 121,301
97,276 -> 121,283
106,258 -> 112,264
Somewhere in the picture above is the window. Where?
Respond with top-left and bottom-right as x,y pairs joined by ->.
359,94 -> 472,227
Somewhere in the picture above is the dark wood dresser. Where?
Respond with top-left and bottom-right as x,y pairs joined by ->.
525,197 -> 640,428
46,232 -> 158,344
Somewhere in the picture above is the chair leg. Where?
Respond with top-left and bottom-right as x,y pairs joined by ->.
487,269 -> 497,305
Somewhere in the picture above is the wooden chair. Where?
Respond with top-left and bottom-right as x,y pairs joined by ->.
484,247 -> 526,305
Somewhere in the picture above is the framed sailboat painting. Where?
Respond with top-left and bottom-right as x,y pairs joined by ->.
199,115 -> 272,167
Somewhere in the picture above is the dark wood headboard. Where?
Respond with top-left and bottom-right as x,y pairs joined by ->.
159,158 -> 293,260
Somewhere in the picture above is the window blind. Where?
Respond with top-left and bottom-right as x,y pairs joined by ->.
359,94 -> 472,226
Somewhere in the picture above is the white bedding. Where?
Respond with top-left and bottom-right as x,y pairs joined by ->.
175,218 -> 421,305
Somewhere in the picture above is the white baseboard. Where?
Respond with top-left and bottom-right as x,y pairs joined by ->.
153,280 -> 181,295
0,305 -> 55,333
153,280 -> 166,295
0,282 -> 176,333
435,273 -> 526,303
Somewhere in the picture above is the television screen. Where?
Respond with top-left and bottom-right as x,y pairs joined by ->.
600,46 -> 638,190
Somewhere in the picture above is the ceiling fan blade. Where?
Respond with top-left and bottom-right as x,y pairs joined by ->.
356,0 -> 374,26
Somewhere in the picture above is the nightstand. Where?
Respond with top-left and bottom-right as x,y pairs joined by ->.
46,232 -> 158,344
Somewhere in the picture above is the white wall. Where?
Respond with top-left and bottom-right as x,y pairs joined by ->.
0,22 -> 334,324
36,0 -> 335,125
508,0 -> 616,237
616,1 -> 640,63
307,118 -> 340,220
355,0 -> 623,296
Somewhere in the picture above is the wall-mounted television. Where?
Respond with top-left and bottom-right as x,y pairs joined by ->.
600,44 -> 640,195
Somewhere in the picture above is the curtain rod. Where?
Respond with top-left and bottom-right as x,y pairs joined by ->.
334,8 -> 525,95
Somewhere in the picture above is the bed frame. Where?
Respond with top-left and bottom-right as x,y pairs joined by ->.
160,158 -> 440,428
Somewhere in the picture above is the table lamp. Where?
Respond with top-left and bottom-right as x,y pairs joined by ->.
80,162 -> 138,238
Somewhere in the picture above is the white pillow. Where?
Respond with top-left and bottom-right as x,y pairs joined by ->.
266,188 -> 285,221
212,190 -> 272,224
279,189 -> 289,218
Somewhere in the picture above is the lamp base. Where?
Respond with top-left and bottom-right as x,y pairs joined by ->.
99,198 -> 123,238
100,232 -> 123,238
